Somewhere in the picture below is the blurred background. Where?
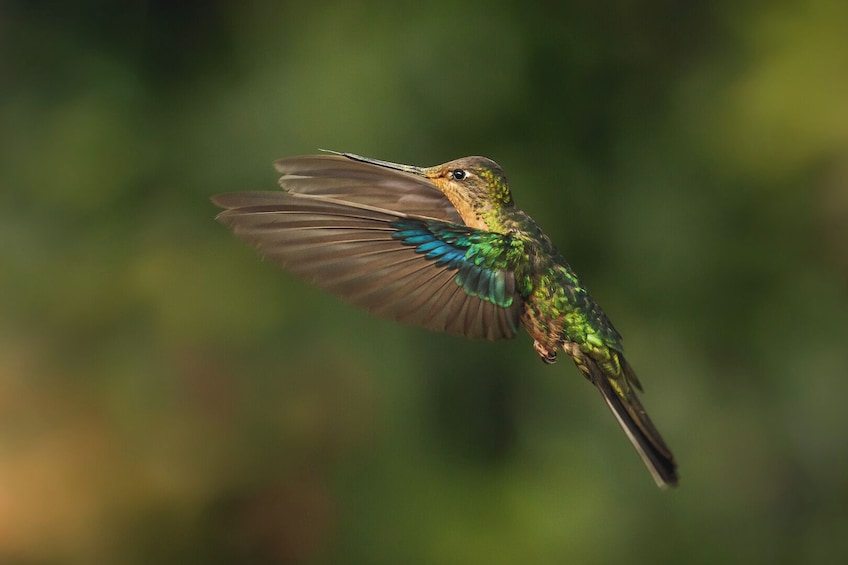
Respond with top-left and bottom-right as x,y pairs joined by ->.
2,0 -> 847,563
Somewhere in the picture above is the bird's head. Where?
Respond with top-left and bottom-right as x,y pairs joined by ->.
326,151 -> 515,229
421,156 -> 514,212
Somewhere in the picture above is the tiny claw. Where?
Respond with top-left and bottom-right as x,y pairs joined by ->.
533,340 -> 557,364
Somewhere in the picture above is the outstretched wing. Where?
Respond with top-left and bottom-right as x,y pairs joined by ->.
275,155 -> 463,224
212,192 -> 523,340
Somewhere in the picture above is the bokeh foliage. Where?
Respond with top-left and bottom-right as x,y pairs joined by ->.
2,1 -> 847,563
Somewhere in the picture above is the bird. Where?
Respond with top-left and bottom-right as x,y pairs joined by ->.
212,150 -> 678,488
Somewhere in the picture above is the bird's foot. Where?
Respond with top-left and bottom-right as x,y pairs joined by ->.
533,340 -> 557,364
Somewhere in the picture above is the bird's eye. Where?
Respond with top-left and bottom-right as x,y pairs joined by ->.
451,169 -> 467,180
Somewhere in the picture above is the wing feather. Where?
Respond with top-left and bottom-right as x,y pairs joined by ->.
274,155 -> 463,223
213,192 -> 522,340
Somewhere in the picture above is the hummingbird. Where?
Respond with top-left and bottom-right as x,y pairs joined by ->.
212,151 -> 678,488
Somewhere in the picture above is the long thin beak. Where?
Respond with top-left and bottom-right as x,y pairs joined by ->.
320,149 -> 426,176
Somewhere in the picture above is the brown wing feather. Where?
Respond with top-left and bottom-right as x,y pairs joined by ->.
213,192 -> 521,340
274,155 -> 463,224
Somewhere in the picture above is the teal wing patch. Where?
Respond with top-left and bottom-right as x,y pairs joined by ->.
390,219 -> 521,308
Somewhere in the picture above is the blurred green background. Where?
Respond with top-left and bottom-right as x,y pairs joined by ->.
2,1 -> 848,563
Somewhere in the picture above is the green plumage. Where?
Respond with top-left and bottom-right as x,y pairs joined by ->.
213,151 -> 678,488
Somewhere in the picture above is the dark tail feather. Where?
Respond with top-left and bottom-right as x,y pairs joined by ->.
586,358 -> 678,488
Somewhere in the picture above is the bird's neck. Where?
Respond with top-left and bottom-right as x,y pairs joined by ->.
452,199 -> 523,234
443,191 -> 516,233
445,196 -> 490,230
